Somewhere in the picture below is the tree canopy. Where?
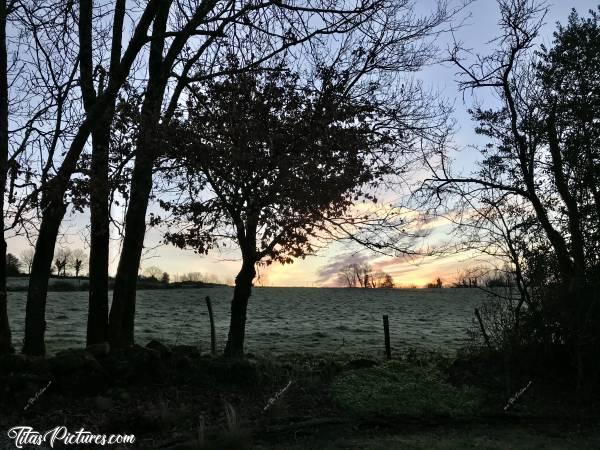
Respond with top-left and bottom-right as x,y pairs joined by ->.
161,63 -> 399,265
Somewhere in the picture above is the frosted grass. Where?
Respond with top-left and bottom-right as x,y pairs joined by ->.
6,287 -> 490,355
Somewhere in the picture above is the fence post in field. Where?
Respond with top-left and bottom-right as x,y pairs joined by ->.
205,296 -> 216,355
474,308 -> 492,350
383,314 -> 391,360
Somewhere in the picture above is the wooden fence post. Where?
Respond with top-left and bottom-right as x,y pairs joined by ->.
205,296 -> 216,355
383,315 -> 391,360
474,308 -> 492,350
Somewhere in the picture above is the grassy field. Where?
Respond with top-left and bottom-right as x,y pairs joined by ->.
6,287 -> 489,355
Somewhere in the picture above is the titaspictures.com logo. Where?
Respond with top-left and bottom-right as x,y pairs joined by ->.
7,426 -> 136,448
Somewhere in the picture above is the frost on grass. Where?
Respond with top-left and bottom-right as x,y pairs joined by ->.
332,361 -> 483,418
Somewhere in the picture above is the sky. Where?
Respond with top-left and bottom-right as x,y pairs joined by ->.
6,1 -> 596,287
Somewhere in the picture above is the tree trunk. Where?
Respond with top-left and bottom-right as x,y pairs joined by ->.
547,111 -> 586,276
109,1 -> 170,349
84,0 -> 125,348
0,0 -> 12,355
108,91 -> 164,349
23,202 -> 66,355
0,238 -> 11,354
87,118 -> 111,346
108,146 -> 154,348
224,260 -> 256,358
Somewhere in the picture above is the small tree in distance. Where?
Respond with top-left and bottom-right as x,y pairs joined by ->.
6,254 -> 21,276
70,249 -> 88,279
20,249 -> 34,275
142,266 -> 163,281
54,249 -> 72,277
338,264 -> 395,288
380,273 -> 395,289
426,278 -> 443,289
338,265 -> 359,288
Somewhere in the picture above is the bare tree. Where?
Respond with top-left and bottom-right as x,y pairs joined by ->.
142,266 -> 162,281
425,277 -> 443,289
421,0 -> 600,388
70,249 -> 88,279
425,0 -> 576,286
176,272 -> 206,283
339,264 -> 393,288
20,248 -> 34,274
53,248 -> 72,277
338,264 -> 358,288
353,263 -> 373,288
1,0 -> 97,354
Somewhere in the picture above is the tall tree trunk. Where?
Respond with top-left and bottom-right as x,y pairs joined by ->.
108,0 -> 170,349
0,0 -> 12,355
0,239 -> 11,354
86,0 -> 126,347
224,260 -> 256,358
23,202 -> 65,355
502,75 -> 575,285
108,136 -> 155,348
87,118 -> 111,346
108,0 -> 224,348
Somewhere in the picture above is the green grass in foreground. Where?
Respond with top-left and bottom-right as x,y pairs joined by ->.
331,360 -> 484,418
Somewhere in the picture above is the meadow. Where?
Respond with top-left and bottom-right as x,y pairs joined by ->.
6,285 -> 489,355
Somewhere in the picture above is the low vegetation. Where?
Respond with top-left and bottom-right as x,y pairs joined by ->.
332,360 -> 484,418
1,344 -> 598,449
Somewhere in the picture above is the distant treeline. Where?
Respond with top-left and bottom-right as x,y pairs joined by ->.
6,253 -> 226,291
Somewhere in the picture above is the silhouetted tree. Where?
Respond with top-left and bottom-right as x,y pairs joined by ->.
370,270 -> 385,288
339,264 -> 359,288
339,264 -> 395,288
452,267 -> 481,288
20,249 -> 34,275
54,249 -> 72,277
353,263 -> 374,288
380,273 -> 395,289
54,258 -> 65,278
176,272 -> 205,283
5,253 -> 20,276
70,249 -> 88,279
162,64 -> 400,357
424,1 -> 600,388
142,266 -> 162,281
81,0 -> 128,350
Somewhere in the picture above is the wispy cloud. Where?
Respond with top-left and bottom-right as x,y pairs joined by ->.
315,252 -> 373,286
